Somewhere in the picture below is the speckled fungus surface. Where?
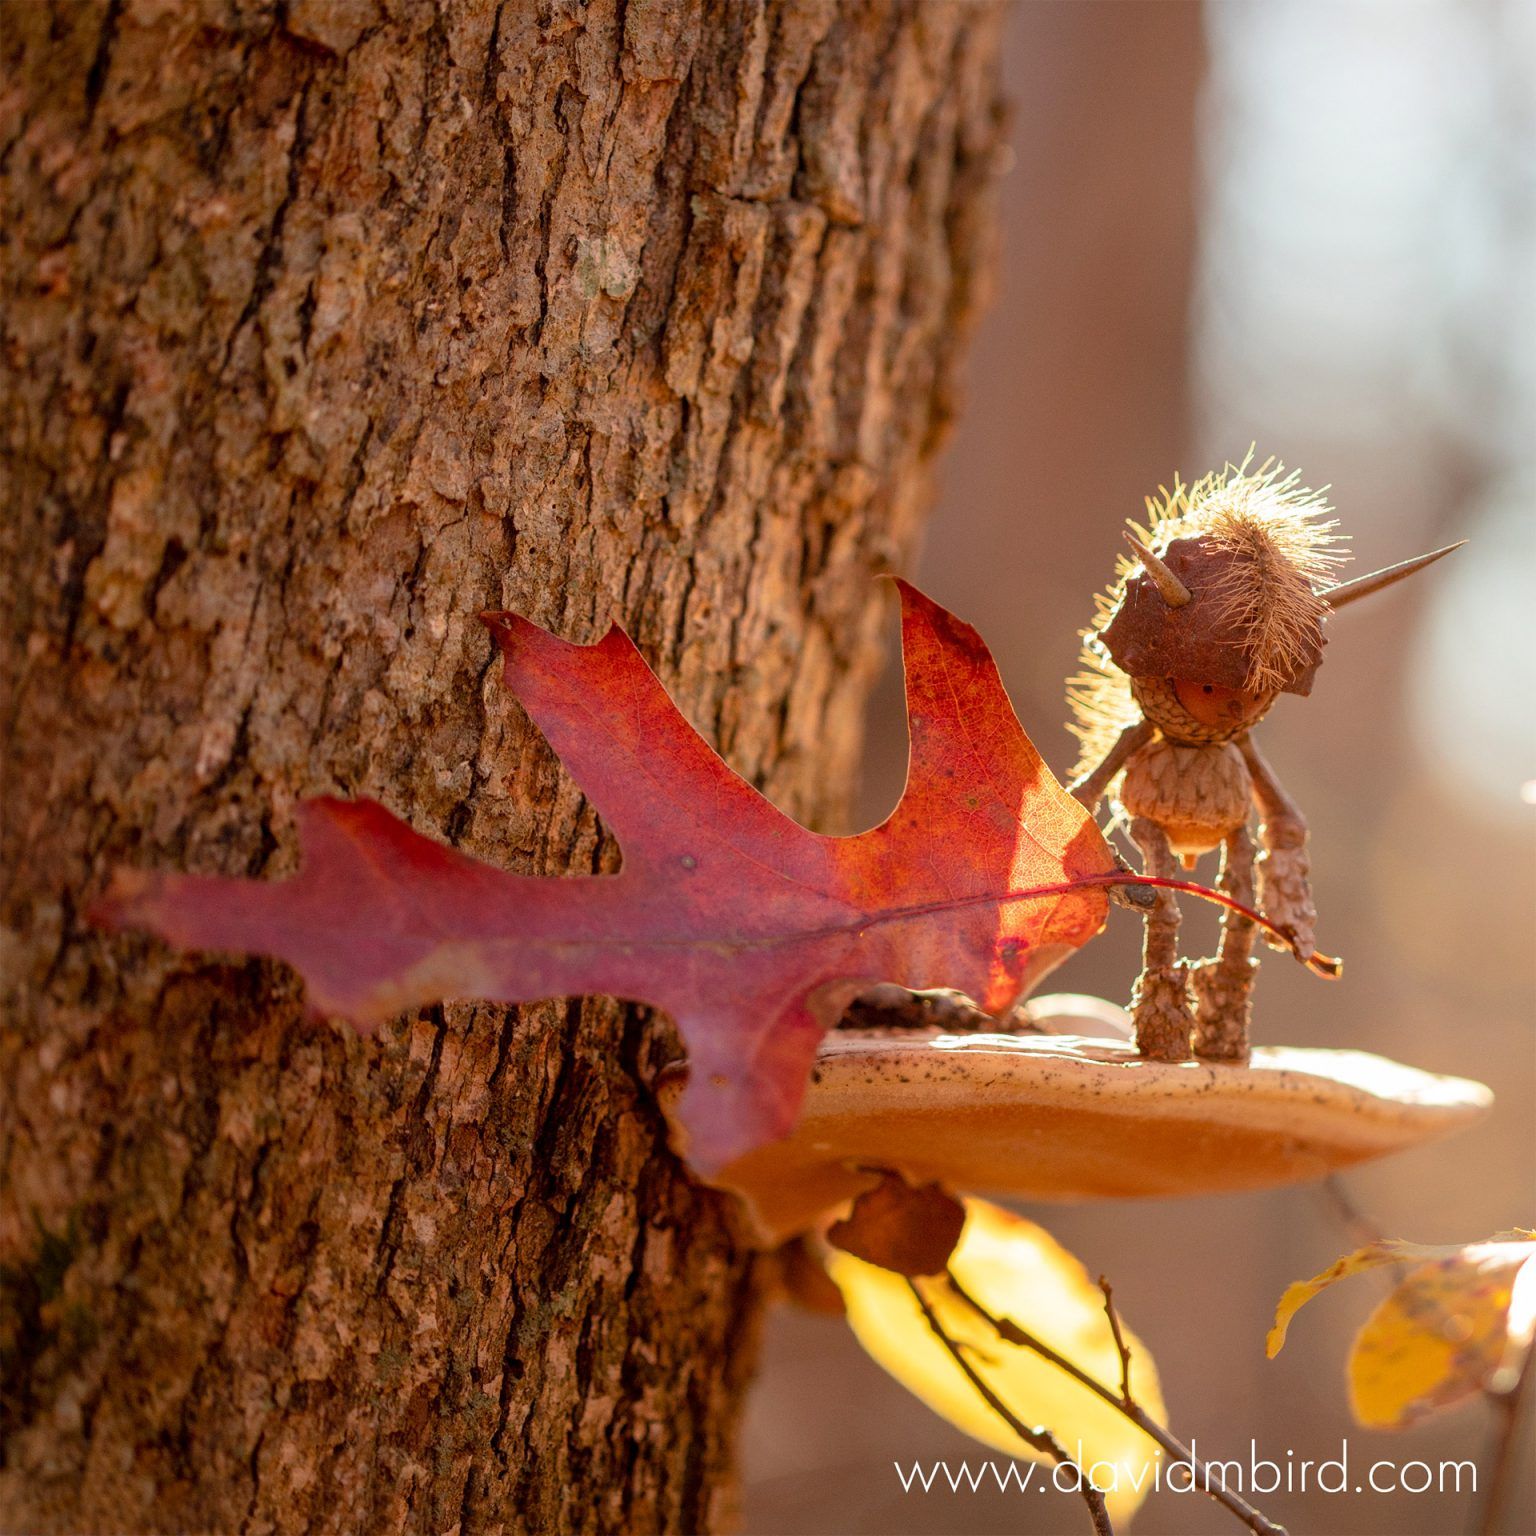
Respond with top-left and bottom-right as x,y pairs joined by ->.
704,995 -> 1492,1244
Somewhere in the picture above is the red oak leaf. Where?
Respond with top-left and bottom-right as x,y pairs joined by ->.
93,583 -> 1118,1171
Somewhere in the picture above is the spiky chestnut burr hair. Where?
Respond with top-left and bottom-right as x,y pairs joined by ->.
1067,455 -> 1349,777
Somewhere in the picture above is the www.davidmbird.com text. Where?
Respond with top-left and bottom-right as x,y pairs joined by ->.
894,1443 -> 1476,1498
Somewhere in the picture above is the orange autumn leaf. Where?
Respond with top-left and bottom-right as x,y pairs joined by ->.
1268,1231 -> 1536,1430
92,583 -> 1120,1173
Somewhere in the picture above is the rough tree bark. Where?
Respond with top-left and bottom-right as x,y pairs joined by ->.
1,2 -> 1006,1531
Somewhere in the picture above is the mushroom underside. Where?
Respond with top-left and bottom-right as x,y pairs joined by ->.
709,1000 -> 1492,1244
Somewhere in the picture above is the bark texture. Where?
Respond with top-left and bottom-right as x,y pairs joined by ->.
0,2 -> 1006,1531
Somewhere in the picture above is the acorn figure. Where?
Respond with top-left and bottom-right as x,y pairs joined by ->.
1067,458 -> 1460,1065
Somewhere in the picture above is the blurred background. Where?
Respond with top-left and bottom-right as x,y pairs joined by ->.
742,3 -> 1535,1533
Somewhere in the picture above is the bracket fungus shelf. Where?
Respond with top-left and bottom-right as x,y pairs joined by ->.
701,995 -> 1493,1244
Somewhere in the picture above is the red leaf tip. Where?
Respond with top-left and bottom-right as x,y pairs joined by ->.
481,609 -> 548,671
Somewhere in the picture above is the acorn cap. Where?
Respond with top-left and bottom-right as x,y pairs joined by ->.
697,997 -> 1492,1244
1102,535 -> 1326,695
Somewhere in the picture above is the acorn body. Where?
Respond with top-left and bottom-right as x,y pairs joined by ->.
1116,737 -> 1252,860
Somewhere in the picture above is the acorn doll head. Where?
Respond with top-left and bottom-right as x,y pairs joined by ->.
1069,457 -> 1461,767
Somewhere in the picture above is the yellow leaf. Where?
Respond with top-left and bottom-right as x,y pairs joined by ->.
827,1197 -> 1164,1525
1349,1242 -> 1536,1429
1268,1229 -> 1536,1431
1268,1239 -> 1451,1358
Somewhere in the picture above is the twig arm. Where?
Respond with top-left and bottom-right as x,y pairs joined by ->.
1068,719 -> 1154,811
1240,732 -> 1303,825
1238,733 -> 1317,962
1070,719 -> 1159,912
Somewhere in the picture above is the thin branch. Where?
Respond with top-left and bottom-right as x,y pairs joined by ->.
1477,1333 -> 1535,1536
905,1278 -> 1114,1536
947,1271 -> 1287,1536
1318,1175 -> 1386,1248
1098,1275 -> 1133,1405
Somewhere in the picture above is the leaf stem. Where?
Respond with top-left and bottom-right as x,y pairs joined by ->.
1084,872 -> 1342,977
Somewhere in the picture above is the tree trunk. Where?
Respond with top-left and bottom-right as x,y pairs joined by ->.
0,2 -> 1005,1530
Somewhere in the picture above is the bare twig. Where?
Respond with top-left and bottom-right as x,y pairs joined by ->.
1098,1275 -> 1133,1405
1318,1174 -> 1386,1248
948,1271 -> 1287,1536
905,1278 -> 1115,1536
1477,1334 -> 1536,1536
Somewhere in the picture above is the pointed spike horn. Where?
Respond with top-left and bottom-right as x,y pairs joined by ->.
1122,529 -> 1192,608
1320,541 -> 1466,610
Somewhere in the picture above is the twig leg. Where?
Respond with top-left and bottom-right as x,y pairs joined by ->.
1192,825 -> 1258,1062
1127,816 -> 1192,1062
